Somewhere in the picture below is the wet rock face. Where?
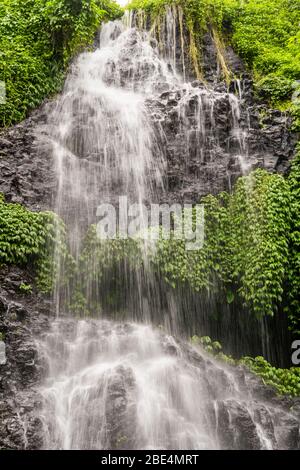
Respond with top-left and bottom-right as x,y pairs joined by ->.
0,270 -> 299,450
190,351 -> 300,450
35,318 -> 300,450
0,266 -> 53,449
148,80 -> 296,203
104,365 -> 137,450
130,10 -> 297,202
0,105 -> 56,211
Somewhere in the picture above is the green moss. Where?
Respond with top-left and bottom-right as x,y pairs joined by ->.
0,0 -> 122,126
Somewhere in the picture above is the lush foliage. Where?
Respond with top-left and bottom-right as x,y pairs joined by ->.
0,193 -> 70,293
152,165 -> 300,332
224,0 -> 300,123
66,224 -> 142,314
155,170 -> 291,317
286,146 -> 300,335
0,0 -> 122,126
18,282 -> 33,294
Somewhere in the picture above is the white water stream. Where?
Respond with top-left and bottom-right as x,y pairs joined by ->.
36,13 -> 295,450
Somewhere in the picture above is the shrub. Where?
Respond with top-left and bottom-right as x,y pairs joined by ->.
256,74 -> 295,103
0,0 -> 122,126
0,194 -> 71,294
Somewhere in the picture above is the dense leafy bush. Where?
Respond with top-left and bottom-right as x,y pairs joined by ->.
0,193 -> 48,265
151,161 -> 300,332
128,0 -> 300,118
56,160 -> 300,330
286,146 -> 300,335
256,74 -> 295,103
240,356 -> 300,397
0,0 -> 122,126
0,193 -> 70,293
154,170 -> 292,319
61,165 -> 299,332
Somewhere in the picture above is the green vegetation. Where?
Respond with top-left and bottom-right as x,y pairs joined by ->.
57,159 -> 300,333
154,168 -> 298,329
19,282 -> 33,294
191,335 -> 300,397
0,193 -> 70,294
191,335 -> 222,355
240,356 -> 300,397
68,225 -> 142,314
0,0 -> 122,126
151,148 -> 300,332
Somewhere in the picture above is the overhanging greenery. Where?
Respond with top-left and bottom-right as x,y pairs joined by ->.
0,193 -> 71,294
0,0 -> 122,126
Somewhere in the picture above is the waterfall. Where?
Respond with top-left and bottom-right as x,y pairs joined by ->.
42,16 -> 251,316
36,14 -> 298,450
38,319 -> 296,450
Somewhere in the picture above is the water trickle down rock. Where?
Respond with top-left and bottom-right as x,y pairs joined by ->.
36,318 -> 300,450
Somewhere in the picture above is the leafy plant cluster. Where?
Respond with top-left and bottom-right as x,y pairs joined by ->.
191,334 -> 222,355
0,0 -> 122,126
286,146 -> 300,335
153,166 -> 299,333
240,356 -> 300,397
224,0 -> 300,126
191,334 -> 300,397
0,193 -> 70,294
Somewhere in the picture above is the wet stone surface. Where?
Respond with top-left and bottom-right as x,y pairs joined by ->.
0,266 -> 54,449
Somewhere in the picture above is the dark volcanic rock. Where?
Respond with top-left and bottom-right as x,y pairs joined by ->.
175,341 -> 300,449
148,83 -> 297,203
104,365 -> 137,449
0,266 -> 54,449
0,104 -> 56,211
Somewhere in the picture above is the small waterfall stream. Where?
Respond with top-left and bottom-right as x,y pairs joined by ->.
36,13 -> 299,450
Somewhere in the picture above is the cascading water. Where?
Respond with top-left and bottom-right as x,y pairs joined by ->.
36,12 -> 300,450
39,319 -> 299,450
